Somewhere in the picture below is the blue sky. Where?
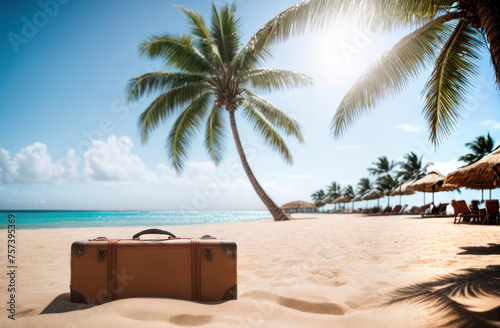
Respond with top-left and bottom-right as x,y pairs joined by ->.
1,0 -> 499,210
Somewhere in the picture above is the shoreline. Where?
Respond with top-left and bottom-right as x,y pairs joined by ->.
1,213 -> 498,327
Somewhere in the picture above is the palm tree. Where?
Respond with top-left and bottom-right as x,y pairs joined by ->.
458,133 -> 495,165
376,174 -> 399,206
311,189 -> 327,207
397,152 -> 433,182
126,4 -> 311,221
342,185 -> 355,199
250,1 -> 500,145
368,156 -> 398,176
342,184 -> 356,210
356,177 -> 372,197
326,181 -> 342,209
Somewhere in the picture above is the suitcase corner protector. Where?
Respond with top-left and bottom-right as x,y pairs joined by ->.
220,240 -> 237,260
222,285 -> 237,300
70,290 -> 86,303
71,240 -> 88,258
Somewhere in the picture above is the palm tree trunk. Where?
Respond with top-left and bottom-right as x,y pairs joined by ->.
474,0 -> 500,87
229,111 -> 290,221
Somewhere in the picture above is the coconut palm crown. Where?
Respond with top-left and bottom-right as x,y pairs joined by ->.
126,4 -> 312,221
458,132 -> 495,165
247,0 -> 500,145
368,156 -> 399,176
397,152 -> 433,182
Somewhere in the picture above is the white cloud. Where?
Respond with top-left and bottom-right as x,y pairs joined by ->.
393,124 -> 423,133
83,135 -> 157,182
0,142 -> 74,183
480,120 -> 500,129
428,159 -> 461,175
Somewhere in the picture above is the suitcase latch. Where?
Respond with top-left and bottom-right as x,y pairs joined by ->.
204,249 -> 213,262
97,249 -> 107,262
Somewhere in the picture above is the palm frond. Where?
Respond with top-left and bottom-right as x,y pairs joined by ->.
138,33 -> 214,74
247,0 -> 455,54
242,90 -> 303,142
205,104 -> 228,165
167,92 -> 212,172
126,72 -> 206,102
241,68 -> 312,93
174,5 -> 222,66
241,104 -> 293,164
422,19 -> 484,145
138,83 -> 209,144
210,3 -> 241,64
387,265 -> 500,328
331,12 -> 462,138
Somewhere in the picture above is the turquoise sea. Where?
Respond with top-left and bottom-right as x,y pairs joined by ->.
0,211 -> 272,229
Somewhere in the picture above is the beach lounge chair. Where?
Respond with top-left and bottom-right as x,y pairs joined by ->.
421,203 -> 449,218
484,200 -> 500,225
407,206 -> 419,214
390,205 -> 402,215
452,200 -> 476,224
382,206 -> 392,215
418,203 -> 433,215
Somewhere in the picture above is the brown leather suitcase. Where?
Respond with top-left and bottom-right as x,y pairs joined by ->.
70,229 -> 237,304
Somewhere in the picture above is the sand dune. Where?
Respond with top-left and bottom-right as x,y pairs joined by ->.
1,214 -> 499,327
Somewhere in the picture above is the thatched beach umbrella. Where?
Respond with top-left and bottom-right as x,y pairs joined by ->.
445,146 -> 500,200
362,189 -> 383,207
332,195 -> 351,204
409,171 -> 457,204
351,196 -> 362,210
391,181 -> 415,205
280,200 -> 316,213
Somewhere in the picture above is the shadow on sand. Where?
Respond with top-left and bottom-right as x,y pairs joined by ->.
387,262 -> 500,328
40,293 -> 228,315
40,293 -> 95,314
458,244 -> 500,256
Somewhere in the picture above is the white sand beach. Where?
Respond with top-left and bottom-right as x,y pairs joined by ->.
1,213 -> 499,327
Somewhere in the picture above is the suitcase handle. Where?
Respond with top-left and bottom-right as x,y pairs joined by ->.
132,229 -> 177,239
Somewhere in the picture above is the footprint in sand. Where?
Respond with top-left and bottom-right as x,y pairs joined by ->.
242,290 -> 345,315
170,314 -> 213,326
306,268 -> 347,287
17,308 -> 34,316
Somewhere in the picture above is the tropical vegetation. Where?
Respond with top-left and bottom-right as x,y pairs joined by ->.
126,4 -> 312,221
249,0 -> 500,145
312,152 -> 434,210
397,152 -> 433,182
458,133 -> 495,165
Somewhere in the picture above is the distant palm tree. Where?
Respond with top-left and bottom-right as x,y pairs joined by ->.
368,156 -> 398,176
458,133 -> 495,165
249,0 -> 500,145
356,177 -> 372,197
397,152 -> 433,182
376,175 -> 399,206
342,185 -> 355,199
311,189 -> 327,207
127,4 -> 311,221
326,181 -> 342,209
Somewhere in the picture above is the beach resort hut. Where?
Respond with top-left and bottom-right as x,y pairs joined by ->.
445,146 -> 500,200
391,181 -> 415,205
409,171 -> 457,204
280,200 -> 316,214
